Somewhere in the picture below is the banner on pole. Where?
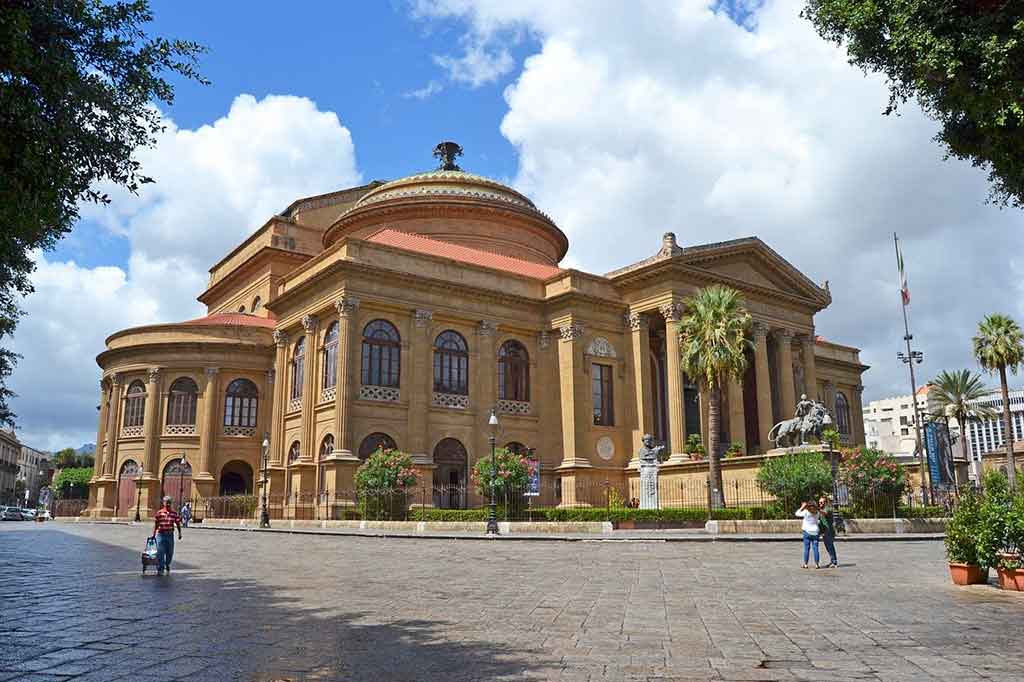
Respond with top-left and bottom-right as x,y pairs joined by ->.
924,421 -> 953,485
526,459 -> 540,497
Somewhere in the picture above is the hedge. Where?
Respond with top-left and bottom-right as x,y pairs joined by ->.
408,506 -> 783,523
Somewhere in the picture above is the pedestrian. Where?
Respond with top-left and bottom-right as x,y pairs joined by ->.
152,496 -> 182,576
817,495 -> 838,568
795,500 -> 821,569
180,501 -> 192,528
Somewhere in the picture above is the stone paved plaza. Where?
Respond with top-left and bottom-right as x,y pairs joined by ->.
1,524 -> 1022,681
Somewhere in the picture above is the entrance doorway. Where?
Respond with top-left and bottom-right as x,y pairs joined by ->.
432,438 -> 467,509
219,460 -> 254,495
117,460 -> 139,517
162,459 -> 193,510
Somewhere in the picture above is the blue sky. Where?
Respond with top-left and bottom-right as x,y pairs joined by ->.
14,0 -> 1024,451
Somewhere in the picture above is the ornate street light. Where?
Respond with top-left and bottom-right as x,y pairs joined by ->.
134,464 -> 144,523
487,408 -> 499,536
260,435 -> 271,528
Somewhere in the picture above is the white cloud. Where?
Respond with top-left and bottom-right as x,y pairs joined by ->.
434,43 -> 515,87
9,94 -> 362,450
417,0 -> 1024,402
403,79 -> 445,99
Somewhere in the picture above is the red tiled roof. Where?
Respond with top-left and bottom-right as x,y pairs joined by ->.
917,384 -> 932,395
181,313 -> 277,329
365,228 -> 564,280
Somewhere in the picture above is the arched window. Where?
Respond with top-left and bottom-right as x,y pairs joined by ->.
322,322 -> 339,391
433,330 -> 468,395
291,337 -> 305,400
123,380 -> 146,428
835,392 -> 852,436
288,441 -> 301,462
358,432 -> 397,460
251,296 -> 261,313
319,434 -> 335,458
224,379 -> 259,428
361,320 -> 400,387
166,377 -> 199,425
498,340 -> 530,401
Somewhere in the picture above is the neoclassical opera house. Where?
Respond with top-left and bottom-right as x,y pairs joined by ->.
87,144 -> 867,518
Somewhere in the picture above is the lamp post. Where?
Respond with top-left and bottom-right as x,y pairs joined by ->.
134,464 -> 144,522
898,348 -> 929,504
487,408 -> 499,535
260,435 -> 271,528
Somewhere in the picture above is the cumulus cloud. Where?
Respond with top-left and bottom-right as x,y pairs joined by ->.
419,0 -> 1024,402
433,43 -> 515,87
9,94 -> 362,450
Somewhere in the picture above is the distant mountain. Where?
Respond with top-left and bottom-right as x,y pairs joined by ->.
75,443 -> 95,455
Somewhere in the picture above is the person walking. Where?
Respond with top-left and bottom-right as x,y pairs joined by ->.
818,495 -> 838,568
152,496 -> 182,576
795,501 -> 821,569
180,501 -> 192,528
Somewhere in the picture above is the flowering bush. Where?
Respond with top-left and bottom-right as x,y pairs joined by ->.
471,448 -> 535,496
840,447 -> 907,516
355,448 -> 417,520
756,452 -> 832,514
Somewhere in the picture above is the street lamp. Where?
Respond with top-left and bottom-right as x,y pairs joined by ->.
487,408 -> 499,536
134,464 -> 144,522
260,435 -> 271,528
898,346 -> 930,505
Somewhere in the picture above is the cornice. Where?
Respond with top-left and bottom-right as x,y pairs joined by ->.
97,341 -> 274,371
198,247 -> 310,305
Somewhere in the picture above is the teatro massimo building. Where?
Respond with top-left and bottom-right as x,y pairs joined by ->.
86,143 -> 867,519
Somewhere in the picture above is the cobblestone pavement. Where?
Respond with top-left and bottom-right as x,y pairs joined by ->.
1,524 -> 1022,682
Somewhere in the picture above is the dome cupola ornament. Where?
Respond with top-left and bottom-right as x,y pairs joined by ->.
433,140 -> 463,171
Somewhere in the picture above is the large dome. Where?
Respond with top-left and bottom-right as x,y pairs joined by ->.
323,144 -> 568,266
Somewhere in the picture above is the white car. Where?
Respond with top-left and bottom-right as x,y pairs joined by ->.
20,508 -> 36,520
35,509 -> 51,520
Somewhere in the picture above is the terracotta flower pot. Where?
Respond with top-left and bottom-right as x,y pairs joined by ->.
948,563 -> 988,586
996,552 -> 1023,591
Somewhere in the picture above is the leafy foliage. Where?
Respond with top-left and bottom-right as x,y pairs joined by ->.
973,314 -> 1024,489
0,1 -> 205,426
683,434 -> 705,457
53,448 -> 78,468
756,452 -> 833,513
355,448 -> 417,491
470,447 -> 534,496
945,486 -> 983,565
840,447 -> 908,516
51,466 -> 93,499
802,0 -> 1024,208
977,469 -> 1013,569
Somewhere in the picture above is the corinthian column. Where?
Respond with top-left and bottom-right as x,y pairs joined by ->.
94,379 -> 110,481
753,323 -> 774,452
628,312 -> 653,458
799,331 -> 819,401
660,302 -> 687,459
142,368 -> 163,475
300,314 -> 318,461
270,331 -> 289,466
198,367 -> 219,478
775,329 -> 796,420
333,296 -> 360,456
104,374 -> 124,478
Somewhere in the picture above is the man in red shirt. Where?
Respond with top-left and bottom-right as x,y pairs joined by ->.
152,496 -> 182,575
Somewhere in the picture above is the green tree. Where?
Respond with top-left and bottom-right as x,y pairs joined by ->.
678,285 -> 753,506
973,314 -> 1024,490
802,1 -> 1024,208
51,466 -> 93,499
929,369 -> 996,486
77,453 -> 95,468
0,1 -> 206,425
756,452 -> 833,515
53,448 -> 77,469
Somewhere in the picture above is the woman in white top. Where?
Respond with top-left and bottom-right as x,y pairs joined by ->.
795,501 -> 821,568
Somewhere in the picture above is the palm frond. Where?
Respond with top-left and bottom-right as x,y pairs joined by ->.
973,314 -> 1024,375
677,285 -> 753,390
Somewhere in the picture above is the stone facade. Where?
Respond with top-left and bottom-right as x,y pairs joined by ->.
87,153 -> 868,518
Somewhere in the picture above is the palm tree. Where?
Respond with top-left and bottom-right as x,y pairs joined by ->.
929,369 -> 996,487
973,314 -> 1024,490
678,285 -> 753,507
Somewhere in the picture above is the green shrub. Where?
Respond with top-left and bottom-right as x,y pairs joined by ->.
356,448 -> 417,520
683,434 -> 705,457
977,470 -> 1012,569
470,448 -> 533,496
840,447 -> 907,518
51,467 -> 93,499
756,452 -> 832,514
945,487 -> 983,565
725,442 -> 745,458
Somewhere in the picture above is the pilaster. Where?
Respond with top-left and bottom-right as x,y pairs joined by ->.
753,322 -> 774,452
475,320 -> 498,471
627,312 -> 653,460
727,378 -> 745,451
103,373 -> 124,479
142,367 -> 163,476
300,314 -> 318,462
557,321 -> 592,468
660,302 -> 687,462
408,309 -> 433,461
333,296 -> 360,456
270,330 -> 289,466
94,379 -> 110,481
197,367 -> 219,479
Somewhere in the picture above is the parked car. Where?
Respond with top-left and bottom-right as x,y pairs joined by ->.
36,509 -> 51,520
20,508 -> 36,520
0,507 -> 24,521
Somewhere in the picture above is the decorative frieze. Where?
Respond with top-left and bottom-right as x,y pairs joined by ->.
586,337 -> 617,358
559,323 -> 584,342
497,399 -> 532,415
432,392 -> 469,409
538,331 -> 551,350
335,296 -> 360,318
224,425 -> 256,438
359,385 -> 400,402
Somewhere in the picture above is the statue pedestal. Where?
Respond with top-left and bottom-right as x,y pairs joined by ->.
764,444 -> 823,457
639,462 -> 659,510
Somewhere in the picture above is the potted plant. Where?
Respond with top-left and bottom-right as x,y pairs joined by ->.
725,442 -> 745,458
944,486 -> 988,585
995,486 -> 1024,590
684,434 -> 705,461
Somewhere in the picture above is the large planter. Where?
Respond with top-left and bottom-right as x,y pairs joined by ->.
996,552 -> 1024,591
948,563 -> 988,586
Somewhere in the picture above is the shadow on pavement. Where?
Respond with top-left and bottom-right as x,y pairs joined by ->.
0,526 -> 550,682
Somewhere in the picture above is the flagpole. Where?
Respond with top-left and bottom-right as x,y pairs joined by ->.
894,232 -> 930,504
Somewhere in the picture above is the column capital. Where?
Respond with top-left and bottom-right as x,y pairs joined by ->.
626,312 -> 648,331
559,322 -> 584,342
111,372 -> 124,386
752,321 -> 769,340
774,328 -> 794,342
266,369 -> 275,386
335,295 -> 360,318
272,330 -> 289,347
146,367 -> 162,383
477,320 -> 498,337
537,330 -> 552,350
301,314 -> 318,333
204,367 -> 219,377
658,302 -> 684,322
413,309 -> 433,328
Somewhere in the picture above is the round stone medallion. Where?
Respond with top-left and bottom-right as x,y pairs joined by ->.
596,436 -> 615,461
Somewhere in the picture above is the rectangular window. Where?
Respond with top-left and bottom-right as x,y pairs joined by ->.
592,364 -> 614,426
899,416 -> 908,426
900,428 -> 909,436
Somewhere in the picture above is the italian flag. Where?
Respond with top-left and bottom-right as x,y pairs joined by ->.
895,233 -> 910,306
